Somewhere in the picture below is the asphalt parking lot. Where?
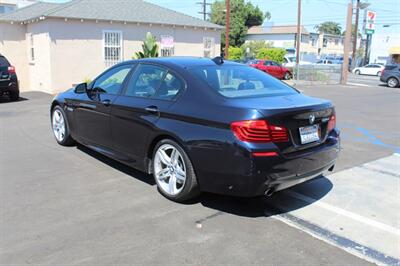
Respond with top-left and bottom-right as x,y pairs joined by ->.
1,77 -> 399,265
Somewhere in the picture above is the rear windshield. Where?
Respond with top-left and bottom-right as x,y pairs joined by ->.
189,65 -> 297,98
0,57 -> 10,67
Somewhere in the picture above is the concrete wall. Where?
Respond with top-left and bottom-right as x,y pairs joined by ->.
26,21 -> 53,93
48,18 -> 221,93
0,22 -> 29,90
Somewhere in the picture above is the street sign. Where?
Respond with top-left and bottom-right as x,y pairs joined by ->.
365,10 -> 376,34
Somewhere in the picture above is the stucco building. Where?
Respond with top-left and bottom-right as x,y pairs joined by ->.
0,0 -> 222,93
246,25 -> 350,58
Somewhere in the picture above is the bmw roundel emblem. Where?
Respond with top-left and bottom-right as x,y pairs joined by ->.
309,114 -> 316,124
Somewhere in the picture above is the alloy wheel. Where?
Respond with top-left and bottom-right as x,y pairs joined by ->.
388,78 -> 399,88
52,109 -> 66,142
153,144 -> 187,196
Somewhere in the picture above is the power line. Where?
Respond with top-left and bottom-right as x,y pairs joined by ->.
197,0 -> 211,21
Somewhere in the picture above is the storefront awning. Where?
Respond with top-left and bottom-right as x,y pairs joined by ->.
388,46 -> 400,55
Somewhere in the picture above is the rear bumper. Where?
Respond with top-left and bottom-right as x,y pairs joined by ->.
0,80 -> 19,95
195,130 -> 340,197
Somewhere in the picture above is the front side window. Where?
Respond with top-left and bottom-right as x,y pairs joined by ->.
189,65 -> 297,98
103,31 -> 122,67
92,64 -> 131,94
125,65 -> 167,98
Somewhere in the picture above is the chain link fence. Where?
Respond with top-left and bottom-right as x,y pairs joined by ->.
289,64 -> 343,85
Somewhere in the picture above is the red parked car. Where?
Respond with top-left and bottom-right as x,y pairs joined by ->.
248,60 -> 292,80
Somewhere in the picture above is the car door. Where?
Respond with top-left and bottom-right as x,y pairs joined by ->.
73,64 -> 132,149
271,61 -> 284,79
110,64 -> 185,167
363,64 -> 373,75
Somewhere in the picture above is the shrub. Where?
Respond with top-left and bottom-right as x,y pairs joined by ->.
134,32 -> 159,59
228,46 -> 244,60
241,41 -> 273,58
256,48 -> 286,63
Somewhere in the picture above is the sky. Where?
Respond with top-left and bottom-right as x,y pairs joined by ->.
46,0 -> 400,36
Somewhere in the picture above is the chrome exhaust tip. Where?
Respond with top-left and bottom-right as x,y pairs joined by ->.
264,187 -> 275,197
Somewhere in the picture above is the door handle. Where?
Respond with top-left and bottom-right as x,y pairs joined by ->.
145,106 -> 159,114
101,99 -> 111,106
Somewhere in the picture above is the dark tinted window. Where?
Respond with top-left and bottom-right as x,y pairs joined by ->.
190,65 -> 297,98
0,56 -> 10,67
92,64 -> 131,94
154,72 -> 184,100
264,61 -> 272,66
125,64 -> 167,98
384,65 -> 398,71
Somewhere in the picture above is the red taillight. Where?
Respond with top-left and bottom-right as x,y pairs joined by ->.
327,115 -> 336,132
252,151 -> 278,157
8,66 -> 16,75
230,120 -> 289,143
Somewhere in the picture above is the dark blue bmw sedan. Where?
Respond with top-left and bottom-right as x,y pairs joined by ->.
50,57 -> 340,202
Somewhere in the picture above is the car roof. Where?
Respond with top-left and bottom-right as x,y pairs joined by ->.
119,57 -> 243,68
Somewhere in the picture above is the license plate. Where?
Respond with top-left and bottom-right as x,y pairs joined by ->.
299,125 -> 320,144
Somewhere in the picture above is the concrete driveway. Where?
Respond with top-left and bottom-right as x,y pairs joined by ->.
0,82 -> 398,265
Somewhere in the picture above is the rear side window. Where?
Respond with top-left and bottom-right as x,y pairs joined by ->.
189,65 -> 297,98
384,65 -> 398,71
125,64 -> 167,98
154,72 -> 184,100
0,57 -> 10,67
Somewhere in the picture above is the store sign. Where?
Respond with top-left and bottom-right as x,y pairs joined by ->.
365,10 -> 376,34
160,35 -> 174,48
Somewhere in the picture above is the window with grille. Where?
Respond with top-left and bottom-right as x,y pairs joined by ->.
161,47 -> 174,57
203,37 -> 215,58
103,31 -> 123,67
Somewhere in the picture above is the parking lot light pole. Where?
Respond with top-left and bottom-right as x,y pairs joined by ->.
341,1 -> 353,85
225,0 -> 230,59
295,0 -> 301,81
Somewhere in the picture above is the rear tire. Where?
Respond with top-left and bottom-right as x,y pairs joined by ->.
355,70 -> 361,75
152,139 -> 200,202
387,77 -> 399,88
51,106 -> 75,146
284,72 -> 292,80
377,71 -> 382,76
10,91 -> 19,101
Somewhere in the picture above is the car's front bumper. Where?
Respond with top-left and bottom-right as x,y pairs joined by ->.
194,130 -> 340,197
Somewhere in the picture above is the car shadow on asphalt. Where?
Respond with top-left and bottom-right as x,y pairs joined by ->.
188,177 -> 333,219
0,96 -> 28,103
77,144 -> 333,218
77,144 -> 156,186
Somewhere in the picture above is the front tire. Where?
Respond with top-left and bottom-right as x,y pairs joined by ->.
355,70 -> 361,75
152,139 -> 200,202
51,106 -> 75,146
387,77 -> 399,88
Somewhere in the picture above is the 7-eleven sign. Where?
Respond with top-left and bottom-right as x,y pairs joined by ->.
365,10 -> 376,34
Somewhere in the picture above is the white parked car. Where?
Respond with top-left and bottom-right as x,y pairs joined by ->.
283,55 -> 312,67
353,64 -> 384,76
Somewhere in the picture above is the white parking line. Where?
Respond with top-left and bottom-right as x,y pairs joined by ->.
283,189 -> 400,237
347,82 -> 371,87
268,153 -> 400,264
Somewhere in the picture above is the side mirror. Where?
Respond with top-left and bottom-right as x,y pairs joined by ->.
74,82 -> 87,94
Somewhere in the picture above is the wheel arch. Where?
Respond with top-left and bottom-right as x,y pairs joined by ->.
146,133 -> 191,174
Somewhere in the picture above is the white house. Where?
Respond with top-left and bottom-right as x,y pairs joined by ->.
0,0 -> 222,93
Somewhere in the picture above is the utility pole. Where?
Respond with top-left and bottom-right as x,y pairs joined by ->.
197,0 -> 211,21
341,1 -> 353,85
225,0 -> 230,59
295,0 -> 302,65
352,0 -> 360,68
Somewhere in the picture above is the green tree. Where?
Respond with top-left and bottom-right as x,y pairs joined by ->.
241,41 -> 273,58
314,21 -> 342,35
228,46 -> 244,60
210,0 -> 270,48
256,48 -> 286,63
134,32 -> 159,59
342,24 -> 362,38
